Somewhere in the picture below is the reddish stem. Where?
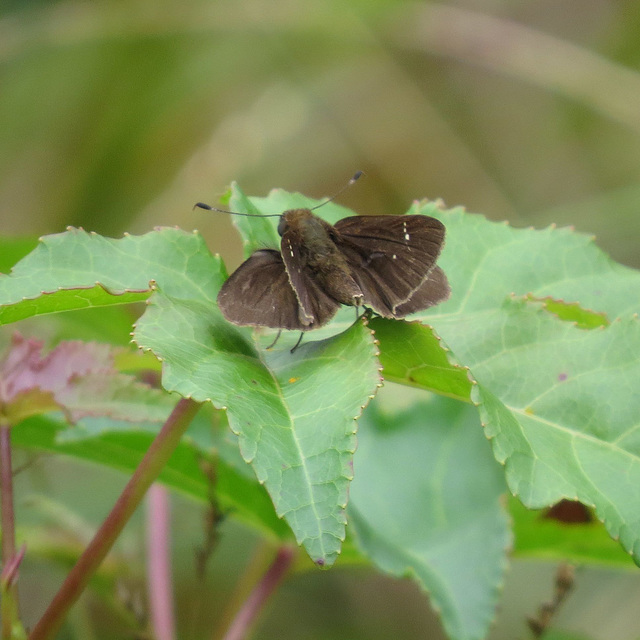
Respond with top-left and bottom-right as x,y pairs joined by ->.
0,426 -> 16,563
29,397 -> 201,640
221,546 -> 295,640
0,425 -> 19,640
146,484 -> 175,640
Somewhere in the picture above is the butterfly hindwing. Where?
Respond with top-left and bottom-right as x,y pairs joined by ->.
394,266 -> 450,316
333,214 -> 446,316
217,249 -> 340,331
217,250 -> 312,330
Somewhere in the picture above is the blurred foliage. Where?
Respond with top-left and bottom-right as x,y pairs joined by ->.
2,1 -> 640,639
2,0 -> 640,270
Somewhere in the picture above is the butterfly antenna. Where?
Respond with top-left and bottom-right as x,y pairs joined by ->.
195,171 -> 363,217
309,171 -> 364,211
193,203 -> 281,218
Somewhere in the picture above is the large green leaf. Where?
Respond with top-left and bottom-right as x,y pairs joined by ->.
349,393 -> 509,640
400,203 -> 640,564
224,184 -> 640,565
0,225 -> 381,565
134,288 -> 381,565
4,185 -> 640,569
0,227 -> 221,324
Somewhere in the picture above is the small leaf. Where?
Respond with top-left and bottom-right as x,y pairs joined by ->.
525,295 -> 609,329
227,182 -> 279,256
371,317 -> 472,400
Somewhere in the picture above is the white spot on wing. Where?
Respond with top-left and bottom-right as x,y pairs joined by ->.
403,221 -> 410,241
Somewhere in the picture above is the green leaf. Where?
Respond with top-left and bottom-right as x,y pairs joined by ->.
403,204 -> 640,564
510,498 -> 634,567
0,227 -> 223,324
371,317 -> 472,400
11,412 -> 289,539
525,295 -> 609,329
134,286 -> 381,566
0,224 -> 381,564
221,185 -> 640,565
473,303 -> 640,562
227,182 -> 280,256
349,392 -> 510,640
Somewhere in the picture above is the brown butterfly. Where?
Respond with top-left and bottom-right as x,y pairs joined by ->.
197,174 -> 449,335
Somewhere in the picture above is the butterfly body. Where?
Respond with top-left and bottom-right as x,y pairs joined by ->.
217,207 -> 449,332
279,209 -> 363,309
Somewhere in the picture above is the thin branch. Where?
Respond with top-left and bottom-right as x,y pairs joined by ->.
146,484 -> 175,640
29,397 -> 201,640
220,545 -> 296,640
195,456 -> 223,581
527,562 -> 575,637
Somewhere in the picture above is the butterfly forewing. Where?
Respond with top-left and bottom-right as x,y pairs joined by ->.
333,214 -> 446,315
217,249 -> 331,331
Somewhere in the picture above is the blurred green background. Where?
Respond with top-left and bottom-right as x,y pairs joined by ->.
3,0 -> 640,638
3,0 -> 640,269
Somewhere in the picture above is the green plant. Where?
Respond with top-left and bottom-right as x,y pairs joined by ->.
0,183 -> 637,640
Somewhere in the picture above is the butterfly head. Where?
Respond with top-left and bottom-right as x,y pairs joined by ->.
277,208 -> 315,237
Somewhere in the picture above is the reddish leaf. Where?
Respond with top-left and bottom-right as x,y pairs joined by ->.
0,334 -> 172,427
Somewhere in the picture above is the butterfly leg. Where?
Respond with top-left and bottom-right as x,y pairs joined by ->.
265,329 -> 282,350
354,306 -> 371,324
290,332 -> 305,353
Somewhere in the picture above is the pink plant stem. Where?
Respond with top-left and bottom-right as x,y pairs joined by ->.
0,425 -> 19,639
29,397 -> 200,640
221,546 -> 295,640
146,484 -> 175,640
0,426 -> 16,563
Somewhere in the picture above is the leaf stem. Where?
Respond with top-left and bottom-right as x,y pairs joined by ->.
28,397 -> 201,640
146,484 -> 175,640
0,424 -> 20,640
0,426 -> 16,563
220,545 -> 295,640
